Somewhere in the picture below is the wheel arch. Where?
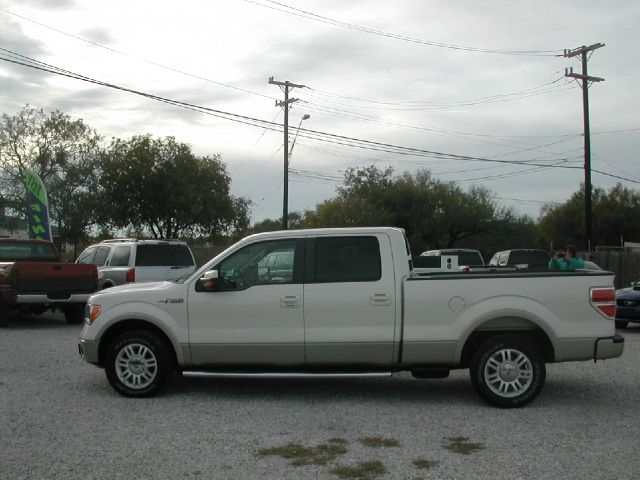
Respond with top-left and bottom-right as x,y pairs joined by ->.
98,319 -> 180,370
458,316 -> 556,368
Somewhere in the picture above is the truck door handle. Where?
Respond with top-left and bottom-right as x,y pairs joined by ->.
280,295 -> 301,308
370,293 -> 391,306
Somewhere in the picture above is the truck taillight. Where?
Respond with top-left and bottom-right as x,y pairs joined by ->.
590,287 -> 616,318
126,268 -> 135,283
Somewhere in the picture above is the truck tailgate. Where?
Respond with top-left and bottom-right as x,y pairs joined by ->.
13,262 -> 97,298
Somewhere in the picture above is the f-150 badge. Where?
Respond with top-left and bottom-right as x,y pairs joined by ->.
158,298 -> 184,304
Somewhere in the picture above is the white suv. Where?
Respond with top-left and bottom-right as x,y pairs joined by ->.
75,239 -> 197,290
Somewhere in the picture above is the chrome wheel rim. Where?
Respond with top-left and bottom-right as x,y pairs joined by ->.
484,348 -> 533,398
115,343 -> 158,389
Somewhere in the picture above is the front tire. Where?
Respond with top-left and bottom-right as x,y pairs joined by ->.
105,330 -> 172,397
615,320 -> 629,329
470,335 -> 546,408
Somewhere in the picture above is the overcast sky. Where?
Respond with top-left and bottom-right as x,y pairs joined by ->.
0,0 -> 638,224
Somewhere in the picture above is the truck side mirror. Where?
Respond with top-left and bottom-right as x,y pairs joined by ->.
196,270 -> 221,292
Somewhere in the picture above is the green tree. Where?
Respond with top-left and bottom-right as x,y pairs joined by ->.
99,134 -> 249,239
304,165 -> 525,254
249,212 -> 304,234
0,105 -> 102,249
539,184 -> 640,249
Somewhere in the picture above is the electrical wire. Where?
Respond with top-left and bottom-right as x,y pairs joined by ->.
244,0 -> 563,56
0,7 -> 276,101
1,48 -> 637,185
303,78 -> 574,110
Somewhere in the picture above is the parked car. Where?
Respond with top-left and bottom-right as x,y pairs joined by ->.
76,239 -> 196,290
581,260 -> 602,271
489,249 -> 551,270
420,248 -> 485,266
0,238 -> 97,326
615,280 -> 640,329
79,227 -> 623,408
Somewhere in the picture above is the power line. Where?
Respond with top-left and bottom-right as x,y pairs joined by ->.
303,78 -> 574,110
244,0 -> 563,56
2,48 -> 636,185
0,7 -> 276,102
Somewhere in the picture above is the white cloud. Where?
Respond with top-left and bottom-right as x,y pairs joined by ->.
0,0 -> 637,223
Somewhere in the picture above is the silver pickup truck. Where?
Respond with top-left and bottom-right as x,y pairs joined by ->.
78,227 -> 623,408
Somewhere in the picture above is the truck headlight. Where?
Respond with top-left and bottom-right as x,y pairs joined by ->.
85,304 -> 102,325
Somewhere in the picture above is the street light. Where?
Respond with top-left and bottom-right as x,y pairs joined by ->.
288,114 -> 310,163
283,113 -> 310,229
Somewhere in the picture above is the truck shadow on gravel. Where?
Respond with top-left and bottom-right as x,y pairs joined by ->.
165,374 -> 483,407
159,370 -> 636,408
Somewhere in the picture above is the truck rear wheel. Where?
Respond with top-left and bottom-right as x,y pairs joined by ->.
0,301 -> 10,327
470,335 -> 545,408
64,306 -> 85,324
105,330 -> 172,397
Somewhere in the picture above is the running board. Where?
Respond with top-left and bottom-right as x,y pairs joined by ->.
182,371 -> 393,379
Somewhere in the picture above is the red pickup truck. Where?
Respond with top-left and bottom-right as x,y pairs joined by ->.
0,239 -> 97,326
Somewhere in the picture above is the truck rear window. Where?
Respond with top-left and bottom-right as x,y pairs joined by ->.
135,244 -> 194,267
0,243 -> 59,261
457,252 -> 483,266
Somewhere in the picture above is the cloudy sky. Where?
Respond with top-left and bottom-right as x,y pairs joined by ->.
0,0 -> 638,223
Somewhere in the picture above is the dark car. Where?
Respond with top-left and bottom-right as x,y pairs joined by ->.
489,249 -> 551,270
615,280 -> 640,329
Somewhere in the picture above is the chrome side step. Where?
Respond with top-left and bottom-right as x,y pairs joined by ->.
182,371 -> 393,379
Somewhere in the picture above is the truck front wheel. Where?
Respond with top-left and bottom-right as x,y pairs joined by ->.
470,335 -> 546,408
105,330 -> 172,397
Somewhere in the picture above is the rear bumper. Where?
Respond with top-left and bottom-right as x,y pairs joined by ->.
593,334 -> 625,362
78,339 -> 101,365
16,294 -> 91,304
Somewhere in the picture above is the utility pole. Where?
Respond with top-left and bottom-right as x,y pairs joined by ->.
268,76 -> 306,230
564,43 -> 605,252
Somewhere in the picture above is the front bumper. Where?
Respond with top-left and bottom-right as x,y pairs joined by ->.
78,339 -> 101,365
593,334 -> 625,362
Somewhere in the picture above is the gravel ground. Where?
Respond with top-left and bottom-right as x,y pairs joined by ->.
1,314 -> 639,480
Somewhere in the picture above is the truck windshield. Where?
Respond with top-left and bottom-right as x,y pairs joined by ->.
0,243 -> 59,261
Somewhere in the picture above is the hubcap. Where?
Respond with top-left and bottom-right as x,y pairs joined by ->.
484,348 -> 533,398
115,343 -> 158,389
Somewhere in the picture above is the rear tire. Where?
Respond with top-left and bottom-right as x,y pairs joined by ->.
615,320 -> 629,329
0,301 -> 10,327
470,335 -> 546,408
105,330 -> 172,397
64,306 -> 85,324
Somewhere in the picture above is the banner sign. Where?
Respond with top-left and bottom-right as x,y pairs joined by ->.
24,170 -> 53,241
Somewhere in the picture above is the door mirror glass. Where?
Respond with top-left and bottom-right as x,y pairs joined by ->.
196,270 -> 221,292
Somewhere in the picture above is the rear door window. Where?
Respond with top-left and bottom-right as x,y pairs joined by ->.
110,246 -> 131,266
135,244 -> 194,267
312,236 -> 381,283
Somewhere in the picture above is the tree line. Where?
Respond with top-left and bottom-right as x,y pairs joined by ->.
1,105 -> 639,258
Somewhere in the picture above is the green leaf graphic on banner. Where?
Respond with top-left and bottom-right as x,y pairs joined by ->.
25,171 -> 48,205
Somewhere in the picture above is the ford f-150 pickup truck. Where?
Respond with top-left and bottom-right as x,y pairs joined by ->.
78,228 -> 624,407
0,239 -> 97,326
